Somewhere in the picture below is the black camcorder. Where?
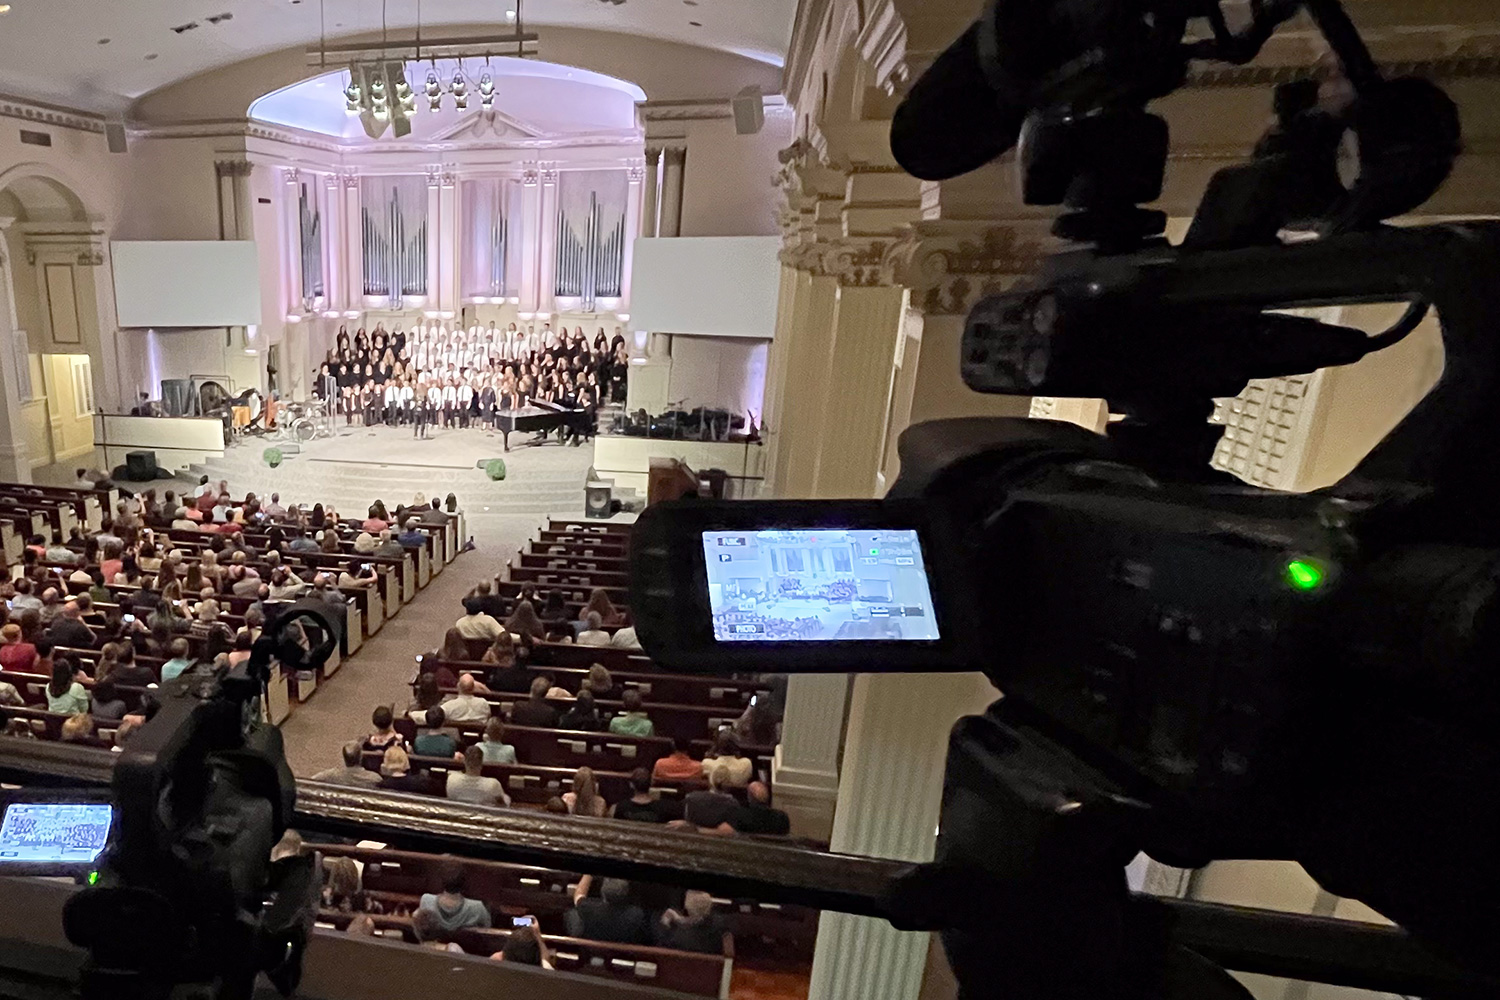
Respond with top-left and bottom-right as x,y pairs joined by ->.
633,1 -> 1499,997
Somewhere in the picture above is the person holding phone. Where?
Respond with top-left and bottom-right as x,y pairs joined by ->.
490,915 -> 553,970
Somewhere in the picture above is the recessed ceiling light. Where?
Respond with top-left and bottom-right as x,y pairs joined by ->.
98,37 -> 111,44
144,52 -> 158,60
506,9 -> 516,19
0,5 -> 12,13
688,20 -> 702,26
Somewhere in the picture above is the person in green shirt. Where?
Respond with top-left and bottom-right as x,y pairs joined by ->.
413,705 -> 460,758
159,637 -> 195,683
607,689 -> 655,738
45,656 -> 91,716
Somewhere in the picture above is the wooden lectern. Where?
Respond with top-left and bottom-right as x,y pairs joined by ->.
647,457 -> 699,506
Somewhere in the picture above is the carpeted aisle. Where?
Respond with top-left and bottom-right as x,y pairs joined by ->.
277,513 -> 543,776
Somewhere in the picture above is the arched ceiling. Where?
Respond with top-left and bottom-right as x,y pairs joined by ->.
0,0 -> 793,114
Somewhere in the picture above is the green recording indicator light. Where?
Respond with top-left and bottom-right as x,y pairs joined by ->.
1285,558 -> 1326,592
87,870 -> 100,886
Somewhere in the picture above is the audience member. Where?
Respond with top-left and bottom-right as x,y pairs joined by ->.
477,717 -> 517,764
377,745 -> 430,794
731,781 -> 791,836
607,689 -> 655,737
0,623 -> 37,672
562,766 -> 608,817
566,877 -> 650,944
655,891 -> 726,954
576,611 -> 611,646
702,730 -> 754,787
60,712 -> 95,743
503,600 -> 546,641
323,856 -> 381,914
397,519 -> 427,550
584,663 -> 613,697
543,796 -> 569,815
558,688 -> 603,731
509,676 -> 559,728
652,736 -> 704,783
46,600 -> 94,649
312,742 -> 383,787
417,863 -> 491,934
46,656 -> 90,714
111,645 -> 156,688
610,768 -> 677,824
160,638 -> 194,682
677,765 -> 738,835
445,744 -> 510,806
454,596 -> 503,641
412,705 -> 458,757
582,588 -> 623,627
90,678 -> 127,722
440,673 -> 492,723
363,705 -> 408,753
467,580 -> 507,621
491,917 -> 553,969
408,673 -> 443,722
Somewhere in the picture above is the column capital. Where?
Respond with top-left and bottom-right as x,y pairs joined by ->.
215,159 -> 253,179
540,163 -> 560,185
644,145 -> 664,164
425,164 -> 443,187
521,161 -> 541,186
341,169 -> 360,190
882,220 -> 1054,316
781,235 -> 894,288
323,172 -> 341,190
663,146 -> 687,167
283,166 -> 300,185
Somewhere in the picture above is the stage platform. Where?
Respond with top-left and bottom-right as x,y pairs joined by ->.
187,424 -> 599,548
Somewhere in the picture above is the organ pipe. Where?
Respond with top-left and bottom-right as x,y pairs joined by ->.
554,187 -> 626,310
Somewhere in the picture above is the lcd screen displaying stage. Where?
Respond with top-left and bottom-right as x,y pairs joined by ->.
702,529 -> 941,641
0,803 -> 112,865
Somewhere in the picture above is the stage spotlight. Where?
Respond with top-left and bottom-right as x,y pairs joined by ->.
425,69 -> 442,111
451,69 -> 468,110
479,71 -> 495,109
344,80 -> 361,114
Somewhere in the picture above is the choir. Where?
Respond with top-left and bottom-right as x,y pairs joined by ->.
315,320 -> 630,440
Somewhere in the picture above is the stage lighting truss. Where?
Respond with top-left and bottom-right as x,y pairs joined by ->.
342,55 -> 509,132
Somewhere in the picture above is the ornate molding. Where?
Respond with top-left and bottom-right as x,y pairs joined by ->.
441,167 -> 458,187
283,166 -> 300,185
882,223 -> 1050,316
626,163 -> 646,183
540,165 -> 560,185
0,94 -> 105,134
75,249 -> 105,267
521,163 -> 540,186
425,164 -> 442,187
214,159 -> 253,179
778,236 -> 893,287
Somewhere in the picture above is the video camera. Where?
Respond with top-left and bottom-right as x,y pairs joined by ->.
0,604 -> 342,1000
632,1 -> 1500,996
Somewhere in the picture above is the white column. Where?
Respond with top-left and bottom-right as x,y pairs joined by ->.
425,167 -> 441,311
519,165 -> 541,313
438,169 -> 458,316
537,165 -> 559,316
808,672 -> 997,1000
282,168 -> 303,318
620,162 -> 644,312
771,673 -> 849,841
0,218 -> 32,481
642,147 -> 662,239
342,172 -> 362,314
660,147 -> 686,238
322,173 -> 342,313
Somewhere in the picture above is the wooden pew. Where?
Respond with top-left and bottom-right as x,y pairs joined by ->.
311,911 -> 729,999
517,551 -> 631,573
420,657 -> 767,710
547,519 -> 635,538
395,719 -> 672,771
358,752 -> 640,806
507,564 -> 631,590
537,529 -> 628,552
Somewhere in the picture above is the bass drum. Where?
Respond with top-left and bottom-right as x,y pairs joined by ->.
291,417 -> 318,443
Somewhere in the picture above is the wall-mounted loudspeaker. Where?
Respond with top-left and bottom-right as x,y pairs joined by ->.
105,122 -> 129,154
732,87 -> 764,136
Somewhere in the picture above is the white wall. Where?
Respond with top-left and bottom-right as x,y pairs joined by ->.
665,335 -> 768,416
675,107 -> 795,238
631,236 -> 782,337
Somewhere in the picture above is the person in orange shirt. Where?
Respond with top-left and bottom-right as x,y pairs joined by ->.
651,736 -> 704,783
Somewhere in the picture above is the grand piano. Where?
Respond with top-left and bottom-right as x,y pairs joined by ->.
493,405 -> 566,450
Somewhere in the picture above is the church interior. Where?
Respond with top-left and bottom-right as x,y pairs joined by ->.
0,0 -> 1498,998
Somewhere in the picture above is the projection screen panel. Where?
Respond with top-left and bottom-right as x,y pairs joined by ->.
110,241 -> 264,328
630,236 -> 780,339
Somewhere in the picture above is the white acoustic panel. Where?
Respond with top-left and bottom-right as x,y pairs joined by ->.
111,241 -> 263,328
630,236 -> 780,338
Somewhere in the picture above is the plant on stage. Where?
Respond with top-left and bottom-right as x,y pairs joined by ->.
263,447 -> 283,468
484,458 -> 507,481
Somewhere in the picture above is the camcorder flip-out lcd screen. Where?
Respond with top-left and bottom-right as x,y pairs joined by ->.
0,790 -> 114,877
701,529 -> 941,642
630,499 -> 979,673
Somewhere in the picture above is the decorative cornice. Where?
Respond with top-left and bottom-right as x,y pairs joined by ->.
0,94 -> 105,134
214,159 -> 254,179
882,222 -> 1051,316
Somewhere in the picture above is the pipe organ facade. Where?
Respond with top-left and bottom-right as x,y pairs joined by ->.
273,157 -> 644,324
